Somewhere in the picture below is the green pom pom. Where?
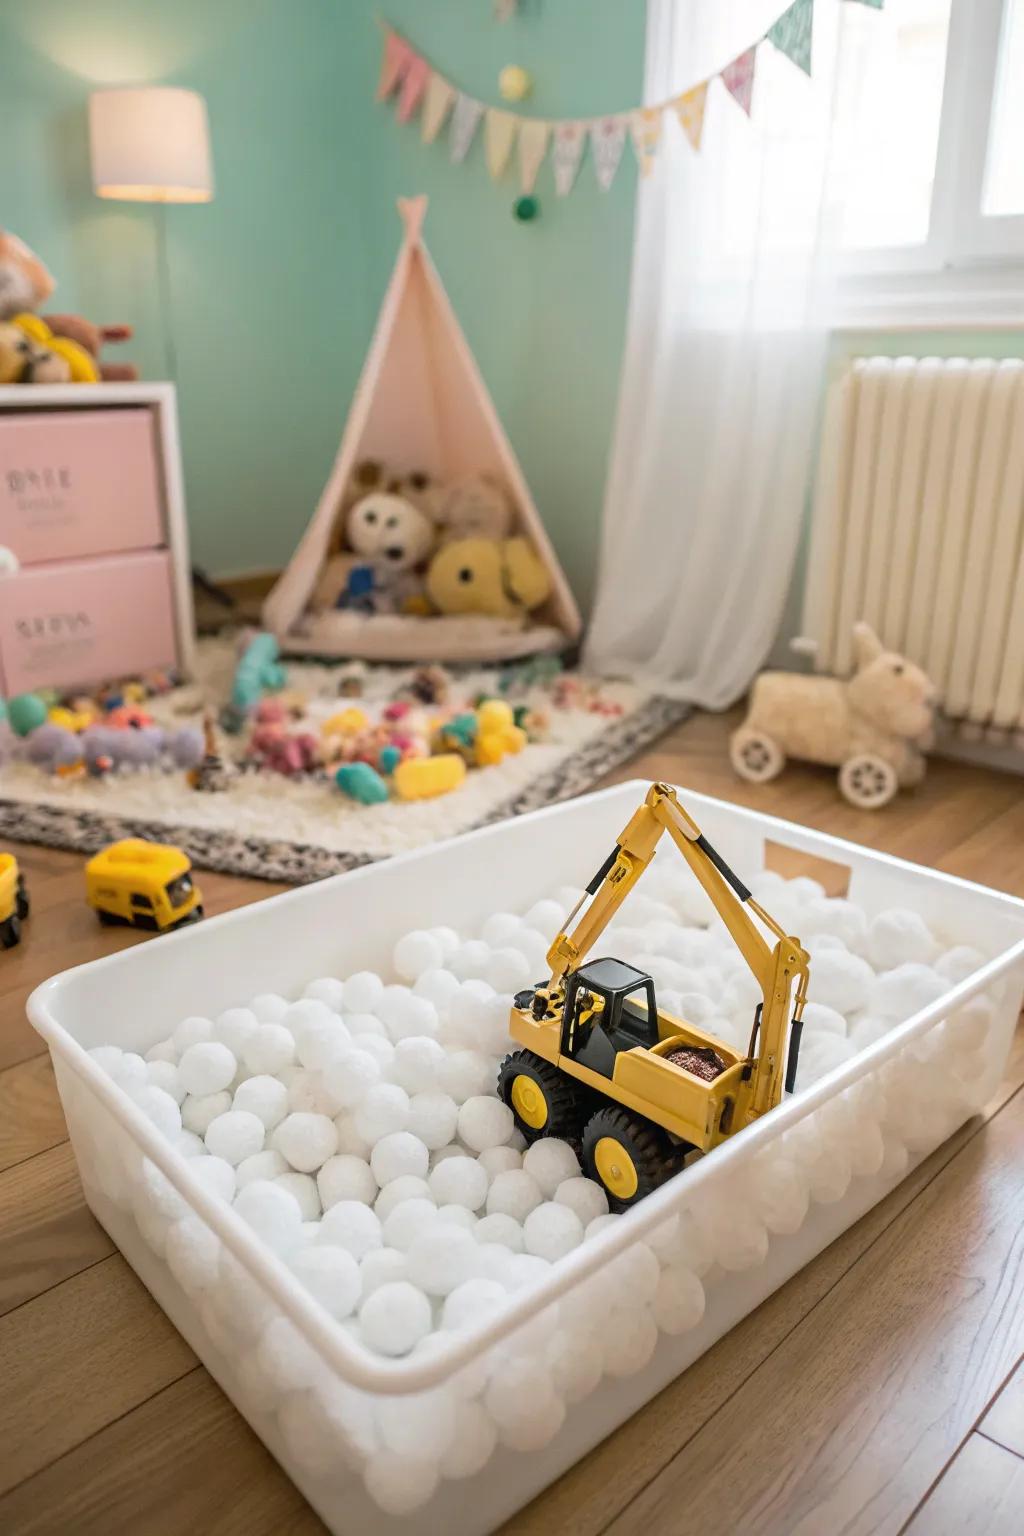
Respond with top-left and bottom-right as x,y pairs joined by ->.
8,693 -> 48,737
513,195 -> 539,222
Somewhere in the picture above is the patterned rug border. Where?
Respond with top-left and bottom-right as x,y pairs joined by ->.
0,696 -> 691,884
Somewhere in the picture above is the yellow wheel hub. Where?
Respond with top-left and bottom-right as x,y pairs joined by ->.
593,1136 -> 639,1201
511,1074 -> 548,1131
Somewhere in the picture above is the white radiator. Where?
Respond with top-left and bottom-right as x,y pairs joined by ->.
801,356 -> 1024,740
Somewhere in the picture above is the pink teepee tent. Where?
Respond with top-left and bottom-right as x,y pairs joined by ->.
263,196 -> 581,662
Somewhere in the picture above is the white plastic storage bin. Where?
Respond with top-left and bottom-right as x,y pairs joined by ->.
29,783 -> 1024,1536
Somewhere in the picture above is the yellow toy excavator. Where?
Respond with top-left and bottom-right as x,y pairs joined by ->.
497,783 -> 810,1207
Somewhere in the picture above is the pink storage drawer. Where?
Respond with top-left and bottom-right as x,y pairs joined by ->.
0,550 -> 179,694
0,408 -> 163,565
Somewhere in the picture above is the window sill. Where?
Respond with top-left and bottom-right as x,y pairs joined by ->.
833,264 -> 1024,331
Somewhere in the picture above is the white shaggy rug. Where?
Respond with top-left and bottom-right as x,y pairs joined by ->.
0,638 -> 689,882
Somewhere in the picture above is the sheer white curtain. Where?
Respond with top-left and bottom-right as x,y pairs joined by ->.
585,0 -> 869,705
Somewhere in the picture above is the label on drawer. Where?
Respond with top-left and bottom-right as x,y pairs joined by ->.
0,408 -> 163,564
0,550 -> 179,692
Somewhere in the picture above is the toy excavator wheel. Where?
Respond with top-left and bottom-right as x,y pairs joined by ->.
15,878 -> 30,921
0,914 -> 21,950
497,1050 -> 592,1143
838,753 -> 898,809
582,1105 -> 683,1209
730,727 -> 784,784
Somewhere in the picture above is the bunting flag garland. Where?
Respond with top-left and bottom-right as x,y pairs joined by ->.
450,93 -> 484,163
768,0 -> 815,76
377,1 -> 884,203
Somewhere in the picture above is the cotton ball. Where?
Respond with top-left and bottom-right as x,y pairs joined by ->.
382,1197 -> 438,1253
214,1007 -> 259,1055
438,1050 -> 494,1104
318,1153 -> 377,1209
379,987 -> 439,1044
443,979 -> 494,1047
178,1041 -> 237,1098
431,1144 -> 470,1167
474,1212 -> 525,1251
522,1138 -> 581,1197
363,1450 -> 438,1516
286,1069 -> 333,1115
145,1059 -> 185,1105
442,1276 -> 508,1330
748,1155 -> 809,1235
475,994 -> 517,1058
129,1085 -> 182,1140
802,896 -> 869,954
165,1215 -> 221,1296
523,899 -> 564,939
486,1168 -> 543,1221
523,1201 -> 584,1261
322,1048 -> 382,1112
867,908 -> 939,970
188,1154 -> 237,1203
486,1363 -> 566,1451
482,912 -> 522,947
342,972 -> 386,1021
802,1002 -> 848,1037
247,993 -> 289,1022
943,995 -> 994,1051
359,1281 -> 432,1357
176,1129 -> 206,1158
808,950 -> 873,1015
440,1398 -> 499,1480
242,1023 -> 295,1076
274,1171 -> 321,1220
429,1156 -> 489,1212
508,929 -> 550,975
295,1016 -> 350,1074
412,968 -> 461,1013
474,1242 -> 515,1285
173,1015 -> 214,1054
303,976 -> 346,1011
406,1225 -> 481,1295
849,1118 -> 886,1177
390,1036 -> 445,1094
236,1149 -> 288,1189
653,1267 -> 706,1335
356,1035 -> 396,1077
711,1210 -> 769,1271
371,1131 -> 429,1186
478,1145 -> 522,1178
672,992 -> 718,1027
449,940 -> 492,981
288,1242 -> 361,1319
792,1031 -> 857,1091
935,945 -> 987,985
394,930 -> 443,983
319,1198 -> 383,1258
143,1039 -> 176,1066
234,1179 -> 303,1253
257,1315 -> 323,1395
360,1245 -> 408,1300
457,1096 -> 514,1154
231,1073 -> 288,1131
374,1176 -> 434,1223
486,948 -> 531,993
504,1253 -> 552,1292
849,1014 -> 891,1051
205,1109 -> 266,1165
272,1112 -> 338,1173
870,963 -> 948,1021
354,1084 -> 410,1145
436,1204 -> 478,1231
808,1143 -> 852,1204
406,1090 -> 460,1151
554,1176 -> 608,1226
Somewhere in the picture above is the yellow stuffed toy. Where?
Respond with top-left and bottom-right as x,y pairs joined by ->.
11,312 -> 99,382
426,536 -> 551,620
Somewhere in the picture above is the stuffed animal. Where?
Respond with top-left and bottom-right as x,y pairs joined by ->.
730,622 -> 937,809
0,320 -> 69,383
0,230 -> 137,382
436,473 -> 513,543
426,536 -> 551,620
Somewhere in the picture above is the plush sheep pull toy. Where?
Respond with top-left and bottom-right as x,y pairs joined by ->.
730,622 -> 937,809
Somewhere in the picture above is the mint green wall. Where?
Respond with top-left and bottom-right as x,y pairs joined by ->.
0,0 -> 644,607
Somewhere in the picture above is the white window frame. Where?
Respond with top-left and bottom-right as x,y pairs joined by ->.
838,0 -> 1024,327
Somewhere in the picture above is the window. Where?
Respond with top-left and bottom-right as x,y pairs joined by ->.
837,0 -> 1024,321
131,893 -> 154,909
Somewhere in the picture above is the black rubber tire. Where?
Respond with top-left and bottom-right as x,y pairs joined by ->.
497,1049 -> 593,1144
0,915 -> 21,950
15,878 -> 29,921
175,906 -> 205,929
581,1104 -> 685,1209
97,909 -> 128,927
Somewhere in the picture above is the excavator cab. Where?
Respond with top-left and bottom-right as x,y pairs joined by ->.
560,959 -> 660,1076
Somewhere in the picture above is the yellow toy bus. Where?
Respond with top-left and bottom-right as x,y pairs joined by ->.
0,852 -> 30,949
85,839 -> 203,933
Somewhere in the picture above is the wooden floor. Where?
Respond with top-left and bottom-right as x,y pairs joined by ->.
2,707 -> 1023,1535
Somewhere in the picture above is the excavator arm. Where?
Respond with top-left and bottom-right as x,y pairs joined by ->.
542,784 -> 809,1114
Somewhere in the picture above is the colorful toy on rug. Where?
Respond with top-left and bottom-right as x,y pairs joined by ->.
246,699 -> 320,777
220,630 -> 288,733
189,716 -> 236,792
0,852 -> 30,950
0,229 -> 138,382
85,838 -> 203,931
730,622 -> 937,810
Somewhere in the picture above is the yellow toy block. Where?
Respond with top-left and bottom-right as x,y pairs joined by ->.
323,707 -> 368,739
393,752 -> 467,800
477,699 -> 515,732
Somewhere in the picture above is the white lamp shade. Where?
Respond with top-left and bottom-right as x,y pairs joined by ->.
90,87 -> 213,203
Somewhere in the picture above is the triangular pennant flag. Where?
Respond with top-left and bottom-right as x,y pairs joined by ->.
485,109 -> 518,180
721,46 -> 757,116
450,93 -> 484,163
768,0 -> 814,75
376,30 -> 412,101
421,73 -> 455,144
629,108 -> 663,178
552,122 -> 587,197
397,53 -> 431,123
518,119 -> 550,194
674,82 -> 708,152
590,116 -> 627,193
